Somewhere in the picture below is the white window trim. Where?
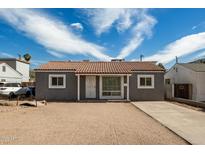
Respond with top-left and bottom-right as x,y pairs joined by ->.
49,74 -> 66,89
137,74 -> 154,89
99,76 -> 124,99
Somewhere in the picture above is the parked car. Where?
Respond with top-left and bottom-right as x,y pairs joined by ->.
14,87 -> 32,97
0,82 -> 21,98
28,86 -> 35,97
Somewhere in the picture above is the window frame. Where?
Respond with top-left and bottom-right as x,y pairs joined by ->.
99,76 -> 124,99
2,66 -> 6,72
48,74 -> 66,89
101,76 -> 121,97
165,78 -> 171,85
137,74 -> 154,89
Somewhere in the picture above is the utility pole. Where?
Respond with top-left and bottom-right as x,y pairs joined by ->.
176,56 -> 178,63
140,54 -> 144,62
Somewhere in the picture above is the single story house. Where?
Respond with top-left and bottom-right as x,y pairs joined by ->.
35,60 -> 165,101
165,63 -> 205,102
0,58 -> 30,82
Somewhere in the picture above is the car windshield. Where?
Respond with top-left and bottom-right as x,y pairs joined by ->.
0,83 -> 4,87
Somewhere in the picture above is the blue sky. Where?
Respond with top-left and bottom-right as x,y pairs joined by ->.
0,8 -> 205,68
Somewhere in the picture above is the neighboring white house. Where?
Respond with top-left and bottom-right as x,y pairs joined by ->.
0,58 -> 30,83
165,63 -> 205,102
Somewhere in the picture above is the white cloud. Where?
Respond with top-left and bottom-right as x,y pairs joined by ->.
116,9 -> 157,59
117,37 -> 144,59
30,59 -> 45,67
194,50 -> 205,58
85,9 -> 136,35
70,22 -> 83,31
0,52 -> 15,58
192,21 -> 205,30
0,9 -> 112,60
84,9 -> 157,59
47,50 -> 65,58
192,26 -> 197,30
116,9 -> 135,32
143,32 -> 205,64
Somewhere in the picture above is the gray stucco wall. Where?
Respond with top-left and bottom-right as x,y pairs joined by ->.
35,72 -> 164,101
129,72 -> 164,101
35,72 -> 77,101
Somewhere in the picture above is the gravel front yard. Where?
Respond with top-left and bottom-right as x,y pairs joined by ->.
0,103 -> 188,144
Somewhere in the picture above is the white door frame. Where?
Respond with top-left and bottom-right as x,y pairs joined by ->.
99,75 -> 124,99
85,75 -> 96,99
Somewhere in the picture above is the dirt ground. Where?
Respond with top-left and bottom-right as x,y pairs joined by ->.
0,103 -> 188,145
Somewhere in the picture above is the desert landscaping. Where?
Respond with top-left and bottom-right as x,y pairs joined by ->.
0,102 -> 188,144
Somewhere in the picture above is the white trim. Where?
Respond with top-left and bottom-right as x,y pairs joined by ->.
137,74 -> 154,89
36,70 -> 163,73
132,71 -> 164,73
77,74 -> 80,101
172,83 -> 175,98
76,74 -> 132,76
121,76 -> 124,99
0,76 -> 22,79
127,74 -> 130,101
48,74 -> 66,89
35,70 -> 75,72
99,75 -> 124,99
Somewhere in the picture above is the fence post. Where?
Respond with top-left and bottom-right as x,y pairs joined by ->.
16,96 -> 19,106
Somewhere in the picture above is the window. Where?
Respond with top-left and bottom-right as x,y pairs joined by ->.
0,79 -> 6,82
2,66 -> 6,72
49,74 -> 66,88
102,76 -> 121,96
0,83 -> 4,87
137,75 -> 154,89
11,83 -> 21,87
3,83 -> 20,87
165,79 -> 171,85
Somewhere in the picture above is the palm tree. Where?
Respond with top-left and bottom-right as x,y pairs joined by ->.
23,53 -> 31,62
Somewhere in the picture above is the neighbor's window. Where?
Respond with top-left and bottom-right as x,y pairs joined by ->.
2,66 -> 6,72
49,74 -> 66,88
165,79 -> 171,85
0,79 -> 6,82
137,75 -> 154,89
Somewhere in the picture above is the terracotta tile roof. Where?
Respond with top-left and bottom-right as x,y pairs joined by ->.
35,61 -> 165,74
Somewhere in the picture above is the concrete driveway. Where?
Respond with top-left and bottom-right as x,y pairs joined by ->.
0,103 -> 187,144
132,101 -> 205,145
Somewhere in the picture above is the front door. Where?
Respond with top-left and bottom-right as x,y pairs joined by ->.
86,76 -> 96,98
